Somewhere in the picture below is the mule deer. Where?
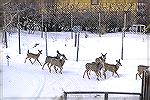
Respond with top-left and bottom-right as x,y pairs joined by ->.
83,62 -> 102,81
103,59 -> 122,79
95,53 -> 107,64
42,50 -> 64,70
87,53 -> 107,76
136,65 -> 149,79
46,54 -> 67,74
24,50 -> 42,66
42,56 -> 58,70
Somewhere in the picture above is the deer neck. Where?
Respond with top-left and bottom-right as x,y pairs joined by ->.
37,53 -> 41,57
115,64 -> 120,69
60,59 -> 65,66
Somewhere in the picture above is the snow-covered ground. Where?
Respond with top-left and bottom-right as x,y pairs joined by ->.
1,31 -> 150,100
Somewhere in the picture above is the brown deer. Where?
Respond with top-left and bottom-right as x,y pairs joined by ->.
83,62 -> 102,81
103,59 -> 122,79
24,50 -> 42,66
42,50 -> 64,70
87,53 -> 107,76
44,54 -> 67,74
95,53 -> 107,64
136,65 -> 149,79
42,56 -> 58,70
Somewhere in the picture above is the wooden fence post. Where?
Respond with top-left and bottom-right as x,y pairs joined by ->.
64,92 -> 67,100
104,93 -> 108,100
142,70 -> 150,100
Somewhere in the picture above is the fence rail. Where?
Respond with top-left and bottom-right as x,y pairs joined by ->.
63,70 -> 149,100
63,91 -> 142,100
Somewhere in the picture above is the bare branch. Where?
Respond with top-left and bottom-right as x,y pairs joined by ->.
2,0 -> 11,6
3,12 -> 19,31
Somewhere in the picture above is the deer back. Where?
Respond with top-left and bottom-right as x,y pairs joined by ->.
27,50 -> 42,59
104,63 -> 118,72
45,56 -> 57,63
86,62 -> 99,72
138,65 -> 149,72
51,54 -> 67,67
104,59 -> 122,72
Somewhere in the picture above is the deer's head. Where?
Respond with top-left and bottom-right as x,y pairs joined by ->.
38,50 -> 42,54
62,54 -> 67,60
100,53 -> 107,62
116,59 -> 122,66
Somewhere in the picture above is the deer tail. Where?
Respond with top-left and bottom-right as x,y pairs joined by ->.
27,50 -> 29,54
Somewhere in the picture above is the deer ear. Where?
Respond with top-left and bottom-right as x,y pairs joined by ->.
39,50 -> 42,52
101,53 -> 105,56
116,60 -> 119,63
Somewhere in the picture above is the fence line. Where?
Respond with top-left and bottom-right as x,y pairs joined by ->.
63,91 -> 142,100
63,70 -> 149,100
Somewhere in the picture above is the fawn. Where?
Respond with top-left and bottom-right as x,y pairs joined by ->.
103,59 -> 122,79
50,54 -> 67,74
87,53 -> 107,76
24,50 -> 42,66
43,54 -> 67,74
42,50 -> 64,70
83,62 -> 102,81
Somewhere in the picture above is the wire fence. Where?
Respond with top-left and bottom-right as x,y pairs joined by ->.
1,0 -> 150,34
1,0 -> 150,51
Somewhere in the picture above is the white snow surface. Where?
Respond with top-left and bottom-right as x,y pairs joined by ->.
1,31 -> 150,99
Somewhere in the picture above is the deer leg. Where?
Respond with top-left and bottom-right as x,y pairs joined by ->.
36,59 -> 42,66
42,62 -> 47,70
48,64 -> 53,73
138,73 -> 142,79
112,71 -> 114,76
29,58 -> 33,64
103,70 -> 107,79
136,73 -> 138,80
114,71 -> 119,77
87,70 -> 91,79
95,72 -> 100,81
54,66 -> 58,73
83,70 -> 87,78
139,75 -> 142,79
88,70 -> 91,75
98,71 -> 101,78
136,72 -> 142,79
32,59 -> 36,64
24,57 -> 28,63
59,67 -> 63,74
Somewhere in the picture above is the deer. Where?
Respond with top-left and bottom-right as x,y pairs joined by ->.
103,59 -> 122,79
136,65 -> 149,79
95,53 -> 107,64
45,54 -> 67,74
24,50 -> 42,66
87,53 -> 107,76
83,61 -> 103,81
42,50 -> 64,70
